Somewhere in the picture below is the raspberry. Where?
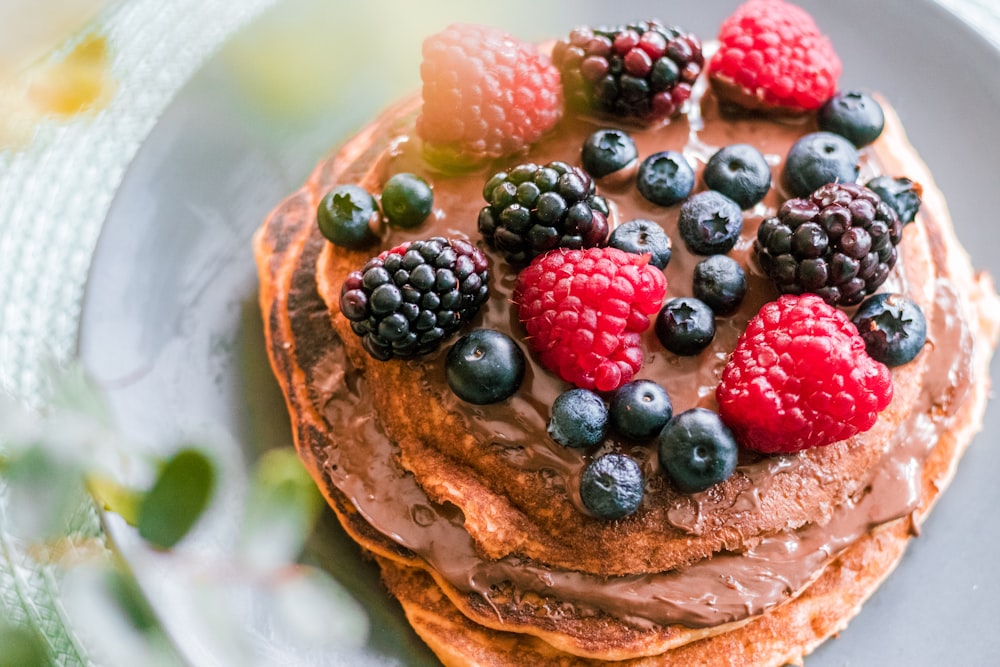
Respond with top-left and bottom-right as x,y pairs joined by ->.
514,247 -> 667,392
478,161 -> 610,266
339,237 -> 490,360
552,21 -> 703,121
755,182 -> 903,307
716,294 -> 893,454
417,24 -> 562,169
708,0 -> 841,114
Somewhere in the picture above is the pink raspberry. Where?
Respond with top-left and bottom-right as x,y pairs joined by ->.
708,0 -> 841,114
716,294 -> 893,454
417,24 -> 562,169
514,247 -> 667,392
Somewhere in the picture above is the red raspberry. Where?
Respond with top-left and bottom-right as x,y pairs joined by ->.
417,24 -> 562,169
514,247 -> 667,392
716,294 -> 892,454
708,0 -> 841,114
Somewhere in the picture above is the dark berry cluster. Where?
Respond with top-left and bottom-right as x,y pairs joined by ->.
340,237 -> 489,360
478,161 -> 610,265
553,21 -> 703,121
755,183 -> 903,306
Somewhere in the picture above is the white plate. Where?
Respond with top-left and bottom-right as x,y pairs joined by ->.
79,0 -> 1000,664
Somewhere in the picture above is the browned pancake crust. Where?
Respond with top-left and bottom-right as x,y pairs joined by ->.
254,92 -> 1000,663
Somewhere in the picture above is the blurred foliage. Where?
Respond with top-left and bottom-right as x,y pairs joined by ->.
0,623 -> 51,667
137,448 -> 216,549
0,362 -> 370,664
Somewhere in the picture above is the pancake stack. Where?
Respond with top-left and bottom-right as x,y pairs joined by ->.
254,6 -> 1000,666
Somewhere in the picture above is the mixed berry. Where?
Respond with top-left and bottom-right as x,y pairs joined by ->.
478,161 -> 610,266
326,1 -> 931,518
553,21 -> 703,121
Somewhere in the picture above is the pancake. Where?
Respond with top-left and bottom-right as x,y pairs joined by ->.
253,23 -> 1000,667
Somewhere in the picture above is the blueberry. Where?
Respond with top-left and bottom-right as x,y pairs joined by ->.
581,129 -> 638,179
317,185 -> 379,248
548,388 -> 608,448
865,176 -> 922,224
692,255 -> 747,316
703,144 -> 771,209
781,132 -> 860,199
445,329 -> 526,404
659,408 -> 738,493
655,297 -> 716,355
677,191 -> 743,255
381,173 -> 433,228
636,151 -> 695,206
609,380 -> 673,441
851,293 -> 927,367
579,453 -> 644,520
608,219 -> 672,269
818,91 -> 885,148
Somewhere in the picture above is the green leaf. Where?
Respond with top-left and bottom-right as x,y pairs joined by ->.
0,624 -> 51,667
137,448 -> 216,549
87,474 -> 144,526
240,448 -> 322,570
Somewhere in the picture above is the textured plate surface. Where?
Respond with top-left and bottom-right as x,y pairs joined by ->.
79,0 -> 1000,664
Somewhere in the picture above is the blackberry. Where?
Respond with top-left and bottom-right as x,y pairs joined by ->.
478,161 -> 610,265
553,21 -> 704,121
339,237 -> 490,360
755,183 -> 903,306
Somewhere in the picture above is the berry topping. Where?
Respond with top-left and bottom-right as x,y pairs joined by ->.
655,297 -> 716,356
548,388 -> 608,448
609,379 -> 673,441
608,219 -> 672,269
677,191 -> 744,255
340,237 -> 490,360
865,176 -> 923,224
782,131 -> 860,199
717,294 -> 894,454
708,0 -> 841,114
659,408 -> 738,494
580,453 -> 644,520
553,21 -> 703,121
478,161 -> 610,266
417,24 -> 562,169
818,91 -> 886,148
381,173 -> 434,229
636,150 -> 695,206
703,143 -> 772,209
755,182 -> 903,306
581,128 -> 638,179
692,254 -> 748,316
446,329 -> 526,404
317,185 -> 379,249
514,247 -> 667,392
851,293 -> 927,367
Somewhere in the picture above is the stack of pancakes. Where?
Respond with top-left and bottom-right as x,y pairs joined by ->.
254,74 -> 1000,665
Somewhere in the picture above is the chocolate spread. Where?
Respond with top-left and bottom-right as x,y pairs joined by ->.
304,79 -> 976,629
